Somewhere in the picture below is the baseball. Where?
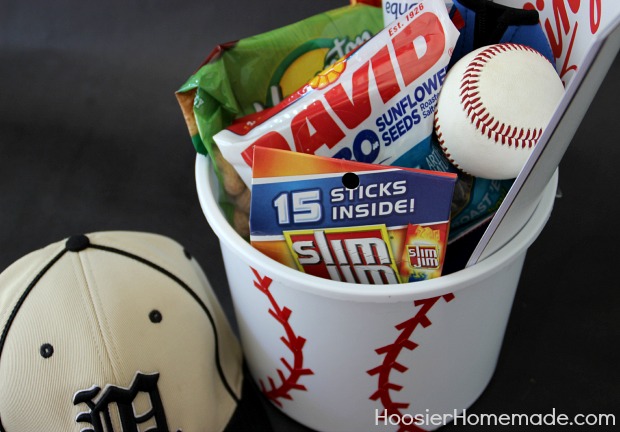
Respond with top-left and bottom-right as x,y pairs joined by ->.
434,43 -> 564,180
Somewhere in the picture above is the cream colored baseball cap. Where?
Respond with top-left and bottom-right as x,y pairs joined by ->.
0,231 -> 243,432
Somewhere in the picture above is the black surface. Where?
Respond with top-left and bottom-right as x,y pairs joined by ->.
1,1 -> 618,431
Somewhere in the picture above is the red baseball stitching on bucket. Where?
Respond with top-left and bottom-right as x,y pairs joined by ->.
251,267 -> 314,407
367,293 -> 455,432
460,43 -> 546,149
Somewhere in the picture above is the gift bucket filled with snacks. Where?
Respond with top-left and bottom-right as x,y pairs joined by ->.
197,155 -> 557,431
181,0 -> 620,430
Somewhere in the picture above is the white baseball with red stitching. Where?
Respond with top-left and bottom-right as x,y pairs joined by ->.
434,43 -> 564,180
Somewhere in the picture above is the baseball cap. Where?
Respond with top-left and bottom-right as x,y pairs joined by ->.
0,231 -> 243,432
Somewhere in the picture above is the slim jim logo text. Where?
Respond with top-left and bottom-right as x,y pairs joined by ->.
285,226 -> 400,284
240,9 -> 447,166
408,244 -> 439,269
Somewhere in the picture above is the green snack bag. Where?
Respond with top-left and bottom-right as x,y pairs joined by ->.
176,4 -> 384,237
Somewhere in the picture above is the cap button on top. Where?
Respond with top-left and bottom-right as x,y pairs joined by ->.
65,234 -> 91,252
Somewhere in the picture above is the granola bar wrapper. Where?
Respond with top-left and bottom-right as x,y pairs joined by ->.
176,4 -> 384,237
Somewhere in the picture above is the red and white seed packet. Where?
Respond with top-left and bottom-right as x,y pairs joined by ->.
214,0 -> 459,188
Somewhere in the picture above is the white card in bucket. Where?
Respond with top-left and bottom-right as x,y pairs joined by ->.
249,147 -> 458,284
467,1 -> 620,266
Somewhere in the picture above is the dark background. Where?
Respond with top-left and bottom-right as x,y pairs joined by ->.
1,0 -> 618,431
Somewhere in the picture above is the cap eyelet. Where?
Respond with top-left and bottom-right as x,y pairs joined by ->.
149,310 -> 163,323
40,343 -> 54,358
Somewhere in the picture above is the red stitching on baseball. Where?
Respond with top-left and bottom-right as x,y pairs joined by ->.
251,267 -> 314,407
367,294 -> 455,432
460,43 -> 546,149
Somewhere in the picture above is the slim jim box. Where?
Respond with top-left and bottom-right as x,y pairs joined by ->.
190,1 -> 620,430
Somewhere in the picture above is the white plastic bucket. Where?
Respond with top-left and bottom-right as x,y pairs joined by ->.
196,154 -> 558,431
